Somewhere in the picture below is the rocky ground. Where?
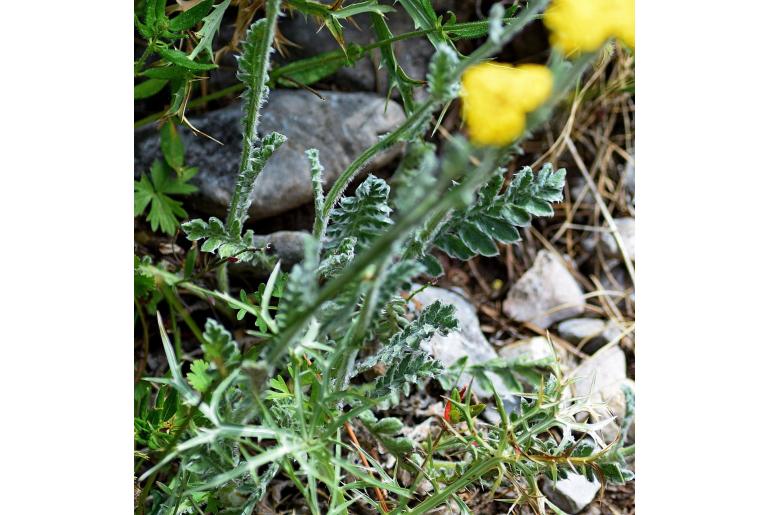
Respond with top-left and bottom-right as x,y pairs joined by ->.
135,4 -> 635,513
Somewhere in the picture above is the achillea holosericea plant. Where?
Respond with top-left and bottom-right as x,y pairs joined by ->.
134,1 -> 635,513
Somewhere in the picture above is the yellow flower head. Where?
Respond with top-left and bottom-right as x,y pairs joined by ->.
544,0 -> 635,55
461,63 -> 553,147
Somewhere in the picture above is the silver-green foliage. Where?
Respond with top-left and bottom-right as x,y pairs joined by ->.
137,2 -> 633,513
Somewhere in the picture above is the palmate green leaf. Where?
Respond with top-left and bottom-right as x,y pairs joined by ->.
190,0 -> 231,61
325,175 -> 393,254
169,0 -> 214,32
134,160 -> 198,235
187,359 -> 213,392
157,47 -> 218,71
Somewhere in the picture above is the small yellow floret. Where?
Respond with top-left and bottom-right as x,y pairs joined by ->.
544,0 -> 635,55
461,63 -> 553,147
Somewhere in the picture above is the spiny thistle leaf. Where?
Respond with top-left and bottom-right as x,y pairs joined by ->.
190,0 -> 231,61
325,175 -> 393,254
169,0 -> 214,32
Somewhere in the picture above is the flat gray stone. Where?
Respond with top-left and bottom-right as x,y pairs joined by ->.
134,90 -> 405,220
543,472 -> 601,514
558,318 -> 622,354
412,287 -> 504,397
502,251 -> 585,328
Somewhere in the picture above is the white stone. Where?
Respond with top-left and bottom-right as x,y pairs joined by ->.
503,251 -> 585,328
543,472 -> 601,514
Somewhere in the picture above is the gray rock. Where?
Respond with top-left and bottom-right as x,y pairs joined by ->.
278,5 -> 446,93
600,217 -> 635,261
502,251 -> 585,328
412,287 -> 504,397
499,336 -> 557,362
543,472 -> 601,514
253,230 -> 309,267
557,318 -> 622,354
134,90 -> 405,220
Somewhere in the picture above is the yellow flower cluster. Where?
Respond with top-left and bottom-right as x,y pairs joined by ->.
544,0 -> 635,55
461,63 -> 553,147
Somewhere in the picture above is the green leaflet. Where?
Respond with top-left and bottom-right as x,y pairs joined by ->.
190,0 -> 231,61
187,359 -> 213,392
156,47 -> 218,71
134,78 -> 167,99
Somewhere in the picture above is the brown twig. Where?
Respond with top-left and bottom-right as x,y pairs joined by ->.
344,421 -> 389,512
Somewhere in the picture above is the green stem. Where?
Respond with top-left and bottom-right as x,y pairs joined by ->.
320,100 -> 435,224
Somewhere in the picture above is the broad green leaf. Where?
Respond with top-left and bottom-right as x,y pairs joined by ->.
169,0 -> 214,32
134,78 -> 167,99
